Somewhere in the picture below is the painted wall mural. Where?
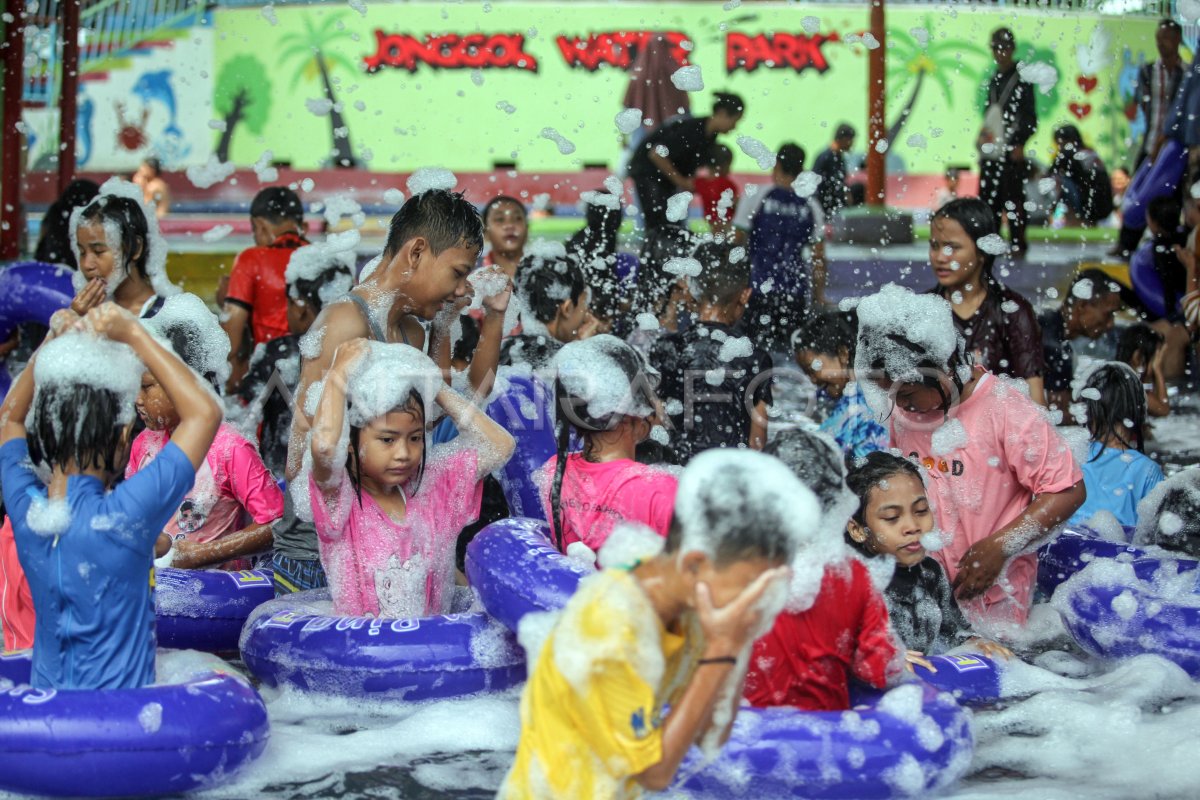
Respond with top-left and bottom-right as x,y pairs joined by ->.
30,3 -> 1164,177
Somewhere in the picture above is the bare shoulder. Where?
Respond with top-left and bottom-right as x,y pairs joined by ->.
303,301 -> 369,369
400,315 -> 426,350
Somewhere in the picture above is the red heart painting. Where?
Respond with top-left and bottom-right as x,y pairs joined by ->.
1069,102 -> 1092,120
1076,75 -> 1098,94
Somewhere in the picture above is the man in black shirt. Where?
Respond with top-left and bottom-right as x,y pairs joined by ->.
649,241 -> 772,463
628,92 -> 745,232
978,28 -> 1038,258
812,123 -> 856,215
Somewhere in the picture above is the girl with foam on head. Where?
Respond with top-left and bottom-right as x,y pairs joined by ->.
844,451 -> 1011,663
1066,362 -> 1163,530
69,177 -> 177,319
543,334 -> 677,557
307,338 -> 514,618
126,293 -> 284,571
854,284 -> 1085,634
0,302 -> 221,688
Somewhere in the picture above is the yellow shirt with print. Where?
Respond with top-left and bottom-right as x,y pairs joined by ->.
500,569 -> 701,800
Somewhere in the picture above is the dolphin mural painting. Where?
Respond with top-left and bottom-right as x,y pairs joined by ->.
132,70 -> 184,140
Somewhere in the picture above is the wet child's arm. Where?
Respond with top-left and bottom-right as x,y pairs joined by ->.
91,304 -> 221,471
310,339 -> 369,489
287,303 -> 362,481
467,274 -> 512,399
748,400 -> 768,451
952,480 -> 1086,601
170,522 -> 275,569
435,385 -> 515,478
635,567 -> 790,791
0,358 -> 36,445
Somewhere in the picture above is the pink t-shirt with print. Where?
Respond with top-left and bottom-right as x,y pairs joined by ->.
888,372 -> 1081,629
127,423 -> 283,545
539,454 -> 678,552
310,445 -> 482,618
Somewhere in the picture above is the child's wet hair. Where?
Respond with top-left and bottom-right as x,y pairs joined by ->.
793,309 -> 858,358
708,143 -> 734,169
452,315 -> 481,365
289,262 -> 354,314
663,450 -> 801,567
28,385 -> 129,476
932,197 -> 1000,275
775,142 -> 805,178
867,331 -> 968,418
549,336 -> 659,550
844,451 -> 925,556
517,255 -> 586,324
482,195 -> 526,223
346,390 -> 427,506
1065,268 -> 1127,308
77,194 -> 150,281
1147,195 -> 1182,234
250,186 -> 305,226
1154,472 -> 1200,552
762,428 -> 847,517
1081,362 -> 1147,455
711,91 -> 745,117
156,322 -> 223,393
383,190 -> 483,258
691,241 -> 748,306
1116,323 -> 1164,368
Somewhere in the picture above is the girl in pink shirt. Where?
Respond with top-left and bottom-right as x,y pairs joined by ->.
854,285 -> 1085,633
543,335 -> 678,554
308,339 -> 514,618
129,293 -> 283,570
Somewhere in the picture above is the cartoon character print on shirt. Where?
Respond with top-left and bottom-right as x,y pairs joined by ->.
169,458 -> 217,536
374,551 -> 429,618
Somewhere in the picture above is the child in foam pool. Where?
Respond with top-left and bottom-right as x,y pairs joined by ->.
845,451 -> 1011,663
308,338 -> 513,618
127,293 -> 283,570
0,304 -> 220,688
501,449 -> 800,799
855,285 -> 1085,634
542,334 -> 678,555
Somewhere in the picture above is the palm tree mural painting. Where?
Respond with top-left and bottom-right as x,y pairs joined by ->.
885,18 -> 990,147
279,14 -> 359,167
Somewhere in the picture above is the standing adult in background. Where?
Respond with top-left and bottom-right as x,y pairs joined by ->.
812,124 -> 856,216
1137,19 -> 1185,171
628,92 -> 745,234
132,157 -> 171,219
221,187 -> 310,392
978,28 -> 1037,259
1112,19 -> 1185,259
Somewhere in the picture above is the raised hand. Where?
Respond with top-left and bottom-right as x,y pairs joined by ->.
695,566 -> 790,657
82,302 -> 140,343
71,278 -> 108,317
952,532 -> 1008,601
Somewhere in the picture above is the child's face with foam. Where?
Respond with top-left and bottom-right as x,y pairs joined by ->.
688,552 -> 779,610
135,371 -> 179,431
392,240 -> 478,320
850,471 -> 933,567
356,407 -> 425,492
795,347 -> 850,399
76,220 -> 121,286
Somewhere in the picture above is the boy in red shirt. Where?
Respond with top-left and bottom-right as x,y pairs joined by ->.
221,187 -> 310,391
693,144 -> 738,240
744,428 -> 902,711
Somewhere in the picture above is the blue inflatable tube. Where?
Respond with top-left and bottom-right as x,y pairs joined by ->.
0,650 -> 269,798
466,517 -> 593,633
677,682 -> 974,799
239,588 -> 526,701
1037,526 -> 1196,596
1122,139 -> 1188,230
0,261 -> 74,341
485,375 -> 556,519
1052,548 -> 1200,676
1130,242 -> 1170,318
155,567 -> 275,651
467,519 -> 1003,705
